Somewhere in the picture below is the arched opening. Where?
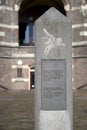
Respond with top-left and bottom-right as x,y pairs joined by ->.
19,5 -> 50,46
19,0 -> 66,46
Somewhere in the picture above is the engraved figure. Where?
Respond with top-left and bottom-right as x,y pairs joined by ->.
43,28 -> 65,56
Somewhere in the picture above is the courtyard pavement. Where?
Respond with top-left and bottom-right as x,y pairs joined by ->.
0,89 -> 87,130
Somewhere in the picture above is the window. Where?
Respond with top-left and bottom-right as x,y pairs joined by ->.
17,68 -> 22,77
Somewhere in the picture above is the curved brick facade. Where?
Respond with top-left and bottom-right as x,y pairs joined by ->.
0,0 -> 87,90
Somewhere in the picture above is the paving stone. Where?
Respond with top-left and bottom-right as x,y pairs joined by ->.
0,90 -> 87,130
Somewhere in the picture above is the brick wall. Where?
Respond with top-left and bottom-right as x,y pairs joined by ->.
0,58 -> 11,89
0,0 -> 87,90
0,46 -> 35,90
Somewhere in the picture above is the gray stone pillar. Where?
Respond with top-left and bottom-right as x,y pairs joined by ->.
35,7 -> 73,130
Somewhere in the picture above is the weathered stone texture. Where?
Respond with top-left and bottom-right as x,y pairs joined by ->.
35,7 -> 72,130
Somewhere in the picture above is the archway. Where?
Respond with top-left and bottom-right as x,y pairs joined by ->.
19,0 -> 66,46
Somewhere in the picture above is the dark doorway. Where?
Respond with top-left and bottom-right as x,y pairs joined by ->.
30,72 -> 35,89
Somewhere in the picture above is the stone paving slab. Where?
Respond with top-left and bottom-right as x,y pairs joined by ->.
0,90 -> 87,130
73,90 -> 87,130
0,90 -> 34,130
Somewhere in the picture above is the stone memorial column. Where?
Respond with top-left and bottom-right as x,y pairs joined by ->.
35,7 -> 73,130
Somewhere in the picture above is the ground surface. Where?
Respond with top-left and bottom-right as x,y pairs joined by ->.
0,89 -> 87,130
73,89 -> 87,130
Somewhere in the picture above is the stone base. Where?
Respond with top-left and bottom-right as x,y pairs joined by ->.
39,110 -> 72,130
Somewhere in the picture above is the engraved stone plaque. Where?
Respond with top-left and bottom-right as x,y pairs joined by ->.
41,59 -> 66,110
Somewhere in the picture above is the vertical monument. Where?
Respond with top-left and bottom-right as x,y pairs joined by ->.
35,8 -> 73,130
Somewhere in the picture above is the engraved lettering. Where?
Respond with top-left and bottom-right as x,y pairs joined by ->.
43,70 -> 64,81
41,60 -> 66,110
